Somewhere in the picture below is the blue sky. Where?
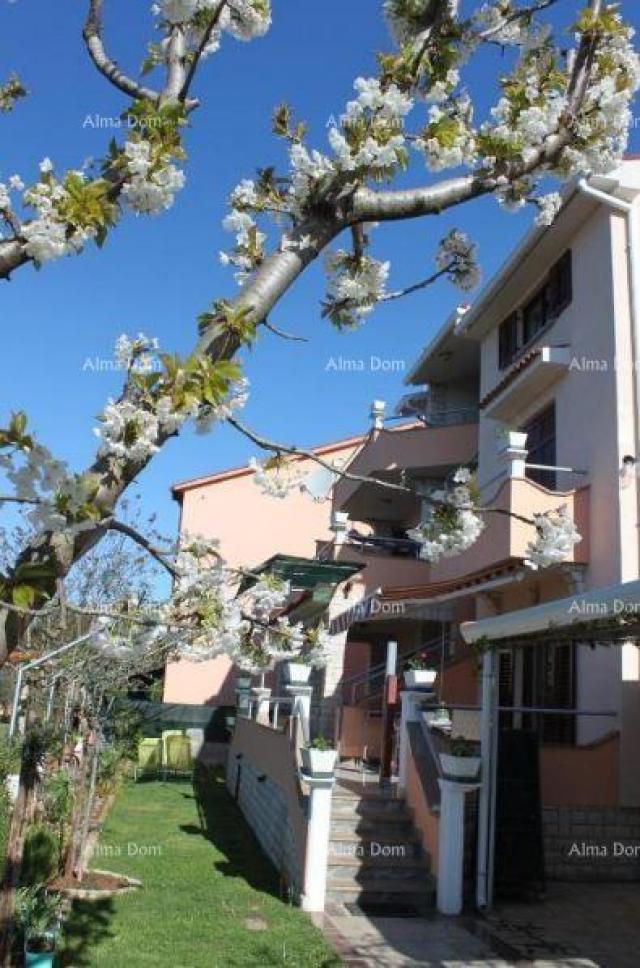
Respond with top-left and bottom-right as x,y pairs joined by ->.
1,0 -> 639,546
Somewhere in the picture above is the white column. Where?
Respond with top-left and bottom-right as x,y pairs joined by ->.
252,687 -> 272,726
330,511 -> 349,547
437,778 -> 480,915
286,684 -> 313,741
397,690 -> 429,793
301,774 -> 335,912
499,430 -> 528,478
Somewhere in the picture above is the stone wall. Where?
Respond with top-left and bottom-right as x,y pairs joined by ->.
543,806 -> 640,881
227,754 -> 304,898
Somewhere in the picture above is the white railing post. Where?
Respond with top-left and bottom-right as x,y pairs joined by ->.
437,777 -> 481,915
301,773 -> 335,912
370,399 -> 386,432
499,430 -> 528,478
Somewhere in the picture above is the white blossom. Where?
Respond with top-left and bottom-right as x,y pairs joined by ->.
525,505 -> 581,569
95,399 -> 160,461
435,230 -> 481,291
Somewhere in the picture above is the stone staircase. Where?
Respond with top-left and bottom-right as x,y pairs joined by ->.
326,782 -> 436,912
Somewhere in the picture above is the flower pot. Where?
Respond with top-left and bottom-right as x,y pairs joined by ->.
439,753 -> 481,780
235,675 -> 252,691
284,662 -> 312,685
404,669 -> 437,690
25,938 -> 56,968
301,747 -> 337,776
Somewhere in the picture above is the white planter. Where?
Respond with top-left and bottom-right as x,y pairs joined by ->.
301,747 -> 337,776
439,753 -> 481,780
284,661 -> 312,685
404,669 -> 437,689
503,431 -> 528,450
5,774 -> 19,803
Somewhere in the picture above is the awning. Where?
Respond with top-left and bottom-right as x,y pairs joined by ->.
329,589 -> 382,635
238,554 -> 363,593
461,578 -> 640,646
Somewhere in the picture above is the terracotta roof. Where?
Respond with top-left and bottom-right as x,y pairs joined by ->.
479,347 -> 542,410
381,557 -> 526,602
171,421 -> 422,498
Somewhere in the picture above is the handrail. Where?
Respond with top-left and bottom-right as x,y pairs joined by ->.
341,632 -> 446,691
344,633 -> 449,706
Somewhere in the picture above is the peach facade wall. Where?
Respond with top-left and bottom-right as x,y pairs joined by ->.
540,733 -> 620,808
178,445 -> 362,570
405,744 -> 439,870
166,442 -> 361,705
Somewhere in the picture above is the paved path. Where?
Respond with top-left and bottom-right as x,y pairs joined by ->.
316,883 -> 640,967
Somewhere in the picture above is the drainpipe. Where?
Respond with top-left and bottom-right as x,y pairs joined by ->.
476,647 -> 498,910
578,179 -> 640,575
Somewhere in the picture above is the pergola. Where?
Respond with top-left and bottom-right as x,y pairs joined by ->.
460,578 -> 640,910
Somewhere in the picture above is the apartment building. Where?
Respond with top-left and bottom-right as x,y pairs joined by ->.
170,163 -> 640,910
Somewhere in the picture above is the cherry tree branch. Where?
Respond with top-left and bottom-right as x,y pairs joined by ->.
83,0 -> 162,105
103,519 -> 179,579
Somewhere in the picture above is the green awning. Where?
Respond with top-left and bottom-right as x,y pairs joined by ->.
239,554 -> 363,593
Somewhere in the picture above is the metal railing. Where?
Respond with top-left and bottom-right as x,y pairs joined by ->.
341,631 -> 449,706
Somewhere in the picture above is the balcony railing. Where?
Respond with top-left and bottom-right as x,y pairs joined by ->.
424,405 -> 479,427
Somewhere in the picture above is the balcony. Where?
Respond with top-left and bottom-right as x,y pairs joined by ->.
333,421 -> 479,521
481,345 -> 571,423
427,474 -> 590,586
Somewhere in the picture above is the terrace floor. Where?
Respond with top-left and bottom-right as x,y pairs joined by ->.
321,881 -> 640,966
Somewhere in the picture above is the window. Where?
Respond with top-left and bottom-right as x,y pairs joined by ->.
547,250 -> 572,318
498,313 -> 519,369
522,403 -> 556,489
501,641 -> 576,745
497,251 -> 572,369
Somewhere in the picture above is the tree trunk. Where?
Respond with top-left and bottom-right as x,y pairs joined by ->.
0,723 -> 39,967
64,718 -> 91,882
76,735 -> 100,885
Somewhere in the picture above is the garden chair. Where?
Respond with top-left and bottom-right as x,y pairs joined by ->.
135,738 -> 162,780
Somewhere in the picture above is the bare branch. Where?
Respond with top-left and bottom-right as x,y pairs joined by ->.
180,0 -> 229,102
381,267 -> 448,302
103,519 -> 179,579
227,416 -> 412,496
262,319 -> 308,342
83,0 -> 161,105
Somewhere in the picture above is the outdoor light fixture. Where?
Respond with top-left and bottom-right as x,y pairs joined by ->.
620,455 -> 639,486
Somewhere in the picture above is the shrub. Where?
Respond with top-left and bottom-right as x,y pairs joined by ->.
21,824 -> 58,886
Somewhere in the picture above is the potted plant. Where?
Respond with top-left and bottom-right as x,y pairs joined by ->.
15,886 -> 64,967
439,736 -> 481,780
301,736 -> 337,776
283,654 -> 313,685
404,656 -> 437,690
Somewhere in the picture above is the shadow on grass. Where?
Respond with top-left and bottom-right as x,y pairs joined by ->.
58,898 -> 116,966
185,763 -> 282,899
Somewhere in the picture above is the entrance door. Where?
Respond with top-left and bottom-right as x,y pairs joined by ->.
494,729 -> 545,898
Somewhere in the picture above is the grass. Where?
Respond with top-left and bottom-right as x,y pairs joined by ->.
59,770 -> 341,967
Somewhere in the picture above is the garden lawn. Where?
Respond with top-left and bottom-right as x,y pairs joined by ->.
59,771 -> 341,968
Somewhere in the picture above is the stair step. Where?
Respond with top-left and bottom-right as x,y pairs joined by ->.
329,829 -> 421,844
327,859 -> 429,880
325,872 -> 436,908
330,817 -> 416,836
331,804 -> 412,821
